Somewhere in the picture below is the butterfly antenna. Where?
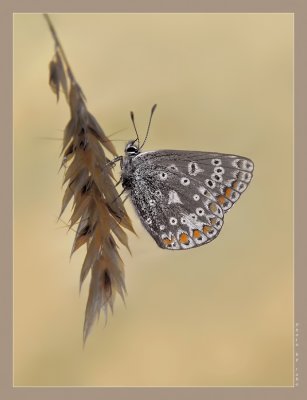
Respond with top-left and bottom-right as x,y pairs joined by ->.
130,111 -> 140,149
140,104 -> 157,150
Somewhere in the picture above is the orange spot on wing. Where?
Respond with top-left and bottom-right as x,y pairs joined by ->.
193,229 -> 202,239
163,237 -> 173,246
179,232 -> 189,244
225,188 -> 233,198
217,195 -> 226,205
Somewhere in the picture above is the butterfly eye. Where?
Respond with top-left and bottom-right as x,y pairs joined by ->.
125,144 -> 138,155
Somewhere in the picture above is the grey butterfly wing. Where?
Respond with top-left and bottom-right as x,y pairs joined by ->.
133,150 -> 254,214
127,149 -> 254,250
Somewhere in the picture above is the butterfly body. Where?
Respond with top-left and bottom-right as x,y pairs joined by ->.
121,142 -> 254,250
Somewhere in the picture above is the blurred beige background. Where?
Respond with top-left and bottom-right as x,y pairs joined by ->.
13,13 -> 293,386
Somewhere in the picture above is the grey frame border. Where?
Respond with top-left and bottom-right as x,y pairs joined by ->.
1,0 -> 306,399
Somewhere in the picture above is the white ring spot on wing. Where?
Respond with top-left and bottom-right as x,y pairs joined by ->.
160,225 -> 165,230
212,158 -> 222,166
180,217 -> 187,224
170,217 -> 178,225
159,172 -> 168,180
211,173 -> 223,182
149,199 -> 156,206
205,179 -> 216,189
214,166 -> 225,174
180,177 -> 190,186
146,217 -> 152,224
196,207 -> 205,216
168,190 -> 183,205
193,194 -> 200,201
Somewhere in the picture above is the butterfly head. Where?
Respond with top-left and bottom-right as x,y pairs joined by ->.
125,140 -> 140,157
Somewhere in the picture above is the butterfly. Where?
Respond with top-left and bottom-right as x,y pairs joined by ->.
116,105 -> 254,250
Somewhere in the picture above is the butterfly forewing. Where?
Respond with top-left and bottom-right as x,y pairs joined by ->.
132,150 -> 254,214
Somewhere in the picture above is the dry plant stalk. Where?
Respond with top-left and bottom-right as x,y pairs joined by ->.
44,14 -> 135,343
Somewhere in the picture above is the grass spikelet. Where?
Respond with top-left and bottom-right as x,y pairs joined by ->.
44,14 -> 134,343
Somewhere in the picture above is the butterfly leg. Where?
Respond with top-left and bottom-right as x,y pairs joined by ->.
104,156 -> 123,170
111,187 -> 127,204
122,194 -> 129,204
115,176 -> 123,187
